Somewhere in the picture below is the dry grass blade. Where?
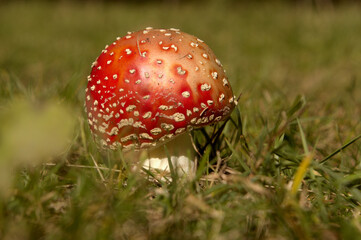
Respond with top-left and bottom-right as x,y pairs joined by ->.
291,154 -> 313,196
44,162 -> 122,173
90,154 -> 106,186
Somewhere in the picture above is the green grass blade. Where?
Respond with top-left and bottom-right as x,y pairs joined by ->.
297,118 -> 309,155
320,134 -> 361,164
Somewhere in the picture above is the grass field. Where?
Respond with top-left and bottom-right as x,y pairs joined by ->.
0,1 -> 361,239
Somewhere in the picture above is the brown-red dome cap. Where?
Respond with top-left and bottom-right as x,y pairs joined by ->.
85,28 -> 236,151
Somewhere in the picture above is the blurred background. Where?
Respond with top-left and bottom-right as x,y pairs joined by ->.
1,0 -> 360,98
0,0 -> 360,183
1,0 -> 361,181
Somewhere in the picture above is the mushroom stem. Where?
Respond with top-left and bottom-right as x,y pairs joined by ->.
141,133 -> 195,176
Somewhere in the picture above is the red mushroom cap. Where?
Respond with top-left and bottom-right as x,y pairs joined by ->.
85,28 -> 236,151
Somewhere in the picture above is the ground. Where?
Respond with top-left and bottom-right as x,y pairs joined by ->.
0,1 -> 361,239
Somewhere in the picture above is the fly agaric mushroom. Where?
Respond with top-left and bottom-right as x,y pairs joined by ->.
85,27 -> 236,174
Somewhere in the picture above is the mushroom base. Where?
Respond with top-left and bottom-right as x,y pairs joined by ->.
126,133 -> 196,176
143,155 -> 195,175
143,133 -> 195,176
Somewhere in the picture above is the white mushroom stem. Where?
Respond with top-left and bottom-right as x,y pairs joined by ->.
143,133 -> 195,176
127,133 -> 196,176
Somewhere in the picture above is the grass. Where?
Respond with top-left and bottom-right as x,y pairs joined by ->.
0,1 -> 361,239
